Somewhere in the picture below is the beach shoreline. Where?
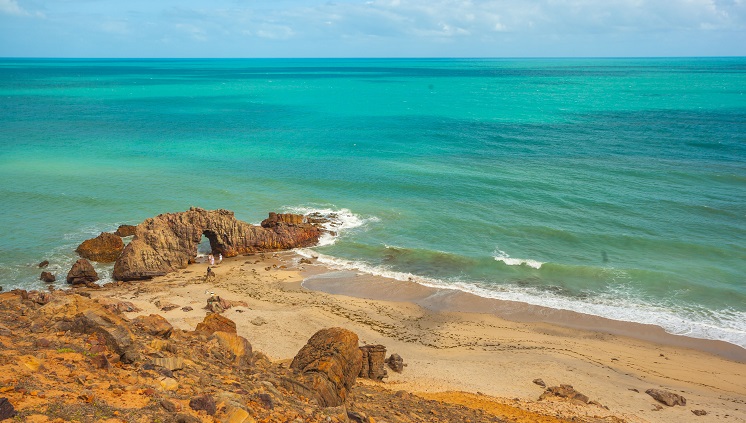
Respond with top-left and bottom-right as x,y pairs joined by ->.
90,251 -> 746,423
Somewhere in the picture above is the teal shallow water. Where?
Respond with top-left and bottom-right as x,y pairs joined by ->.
0,58 -> 744,347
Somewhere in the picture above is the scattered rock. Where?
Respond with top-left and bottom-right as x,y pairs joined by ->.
175,413 -> 201,423
114,224 -> 137,237
287,327 -> 363,407
195,313 -> 237,335
646,388 -> 686,406
181,306 -> 193,312
90,353 -> 110,370
0,397 -> 16,420
113,208 -> 321,281
152,357 -> 184,371
37,260 -> 49,268
154,300 -> 180,312
39,271 -> 56,283
533,378 -> 546,388
189,394 -> 217,415
97,298 -> 140,314
539,384 -> 591,405
386,353 -> 404,373
360,345 -> 387,381
205,295 -> 247,313
251,316 -> 267,326
692,409 -> 707,416
133,314 -> 173,339
75,232 -> 125,262
66,259 -> 99,285
160,399 -> 177,412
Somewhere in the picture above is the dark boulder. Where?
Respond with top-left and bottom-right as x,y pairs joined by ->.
66,259 -> 99,285
114,224 -> 137,237
40,271 -> 56,283
646,388 -> 686,406
360,345 -> 388,381
386,353 -> 404,373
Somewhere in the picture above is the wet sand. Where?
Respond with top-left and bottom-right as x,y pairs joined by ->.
93,252 -> 746,423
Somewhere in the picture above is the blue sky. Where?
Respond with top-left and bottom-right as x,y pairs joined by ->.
1,0 -> 744,57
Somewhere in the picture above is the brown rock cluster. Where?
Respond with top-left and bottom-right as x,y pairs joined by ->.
75,232 -> 124,262
113,208 -> 322,281
66,258 -> 99,285
288,327 -> 363,407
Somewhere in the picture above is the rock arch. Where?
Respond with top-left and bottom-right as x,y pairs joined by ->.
113,208 -> 321,281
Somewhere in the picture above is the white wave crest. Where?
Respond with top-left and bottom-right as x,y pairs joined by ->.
297,251 -> 746,349
493,248 -> 543,269
282,206 -> 379,246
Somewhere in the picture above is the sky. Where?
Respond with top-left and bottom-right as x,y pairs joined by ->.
1,0 -> 745,58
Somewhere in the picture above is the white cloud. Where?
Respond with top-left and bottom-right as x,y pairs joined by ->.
0,0 -> 43,17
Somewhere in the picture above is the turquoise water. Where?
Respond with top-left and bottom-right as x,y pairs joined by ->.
1,58 -> 744,347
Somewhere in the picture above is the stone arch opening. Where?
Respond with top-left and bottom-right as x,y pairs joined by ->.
201,230 -> 221,255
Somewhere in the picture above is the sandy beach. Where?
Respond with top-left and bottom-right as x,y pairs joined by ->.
91,252 -> 746,423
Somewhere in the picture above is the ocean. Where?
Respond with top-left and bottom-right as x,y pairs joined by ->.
0,57 -> 744,348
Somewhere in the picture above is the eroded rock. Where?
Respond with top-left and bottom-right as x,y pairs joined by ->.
76,232 -> 124,262
287,327 -> 363,407
133,314 -> 173,339
540,384 -> 590,405
66,259 -> 99,285
195,313 -> 236,335
646,388 -> 686,407
113,208 -> 321,281
115,224 -> 137,237
386,353 -> 404,373
40,271 -> 55,283
360,345 -> 387,381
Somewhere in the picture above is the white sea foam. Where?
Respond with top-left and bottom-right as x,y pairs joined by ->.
282,206 -> 379,246
297,251 -> 746,349
493,248 -> 543,269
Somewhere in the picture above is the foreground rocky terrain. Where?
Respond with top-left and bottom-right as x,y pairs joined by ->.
1,286 -> 603,423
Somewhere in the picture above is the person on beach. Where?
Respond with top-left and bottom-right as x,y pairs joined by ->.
205,266 -> 215,281
208,254 -> 215,266
218,253 -> 222,264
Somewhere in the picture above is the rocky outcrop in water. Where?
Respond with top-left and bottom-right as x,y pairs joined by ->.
76,232 -> 125,262
114,224 -> 137,237
113,208 -> 321,281
66,259 -> 99,285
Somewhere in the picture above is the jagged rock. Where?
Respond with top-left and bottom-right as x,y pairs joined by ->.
386,353 -> 404,373
540,384 -> 590,404
152,357 -> 184,371
36,294 -> 137,362
189,394 -> 217,415
0,398 -> 16,420
692,409 -> 707,416
115,224 -> 137,237
211,331 -> 253,366
133,314 -> 173,339
360,345 -> 387,381
287,327 -> 362,407
97,298 -> 140,314
38,260 -> 49,268
91,353 -> 110,370
66,259 -> 99,285
533,378 -> 546,388
76,232 -> 124,262
113,208 -> 321,281
195,313 -> 237,335
299,258 -> 313,265
26,291 -> 52,305
39,271 -> 55,283
154,300 -> 180,312
160,399 -> 177,412
205,296 -> 248,313
646,388 -> 686,406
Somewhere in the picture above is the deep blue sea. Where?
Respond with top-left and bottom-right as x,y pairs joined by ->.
0,58 -> 744,347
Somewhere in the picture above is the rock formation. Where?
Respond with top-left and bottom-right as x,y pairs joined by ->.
114,224 -> 137,237
360,344 -> 388,381
76,232 -> 125,262
386,353 -> 404,373
113,208 -> 321,281
646,388 -> 686,406
40,271 -> 55,283
288,327 -> 363,407
66,259 -> 99,285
